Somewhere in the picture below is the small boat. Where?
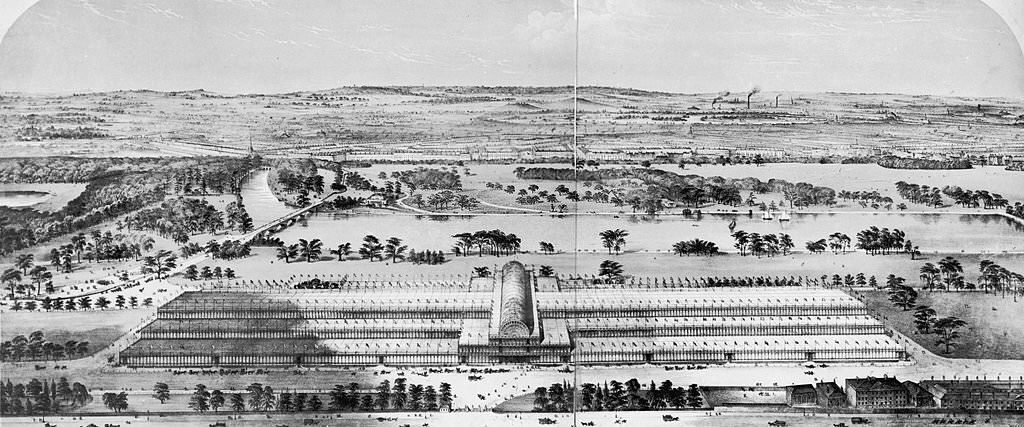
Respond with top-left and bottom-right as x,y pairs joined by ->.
728,218 -> 737,231
761,210 -> 773,221
778,211 -> 791,222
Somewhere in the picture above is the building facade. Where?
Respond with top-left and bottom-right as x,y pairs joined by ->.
921,380 -> 1024,411
120,262 -> 905,368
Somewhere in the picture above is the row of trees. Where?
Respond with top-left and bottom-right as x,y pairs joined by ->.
23,294 -> 152,313
272,237 -> 424,265
942,186 -> 1010,210
451,230 -> 522,257
804,232 -> 850,254
406,191 -> 479,211
172,165 -> 248,195
406,249 -> 447,265
159,381 -> 454,414
919,257 -> 1024,297
0,377 -> 91,416
368,379 -> 452,411
183,264 -> 237,281
919,257 -> 966,291
0,331 -> 89,362
731,231 -> 795,257
535,379 -> 703,412
671,239 -> 720,256
855,226 -> 914,256
276,239 -> 326,263
895,181 -> 944,208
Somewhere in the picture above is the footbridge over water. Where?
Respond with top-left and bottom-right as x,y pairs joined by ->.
245,191 -> 341,242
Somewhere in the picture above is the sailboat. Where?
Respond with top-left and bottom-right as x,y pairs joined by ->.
761,210 -> 773,221
778,210 -> 791,222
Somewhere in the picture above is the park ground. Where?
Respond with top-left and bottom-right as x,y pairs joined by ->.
6,410 -> 1024,427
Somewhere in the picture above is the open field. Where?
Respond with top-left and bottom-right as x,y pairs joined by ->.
856,290 -> 1024,360
2,88 -> 1022,164
0,308 -> 150,357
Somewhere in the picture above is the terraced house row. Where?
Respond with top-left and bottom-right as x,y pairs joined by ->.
119,262 -> 906,367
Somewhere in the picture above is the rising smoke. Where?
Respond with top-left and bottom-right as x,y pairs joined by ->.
746,86 -> 761,109
711,90 -> 730,108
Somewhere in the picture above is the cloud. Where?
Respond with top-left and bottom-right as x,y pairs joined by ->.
513,8 -> 574,51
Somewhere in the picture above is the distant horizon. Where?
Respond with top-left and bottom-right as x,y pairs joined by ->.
2,85 -> 1022,102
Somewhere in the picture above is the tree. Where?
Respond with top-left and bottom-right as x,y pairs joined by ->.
102,392 -> 128,413
384,237 -> 408,263
184,264 -> 199,280
207,387 -> 224,411
599,229 -> 629,255
538,265 -> 555,277
3,268 -> 23,299
188,384 -> 211,413
28,265 -> 51,295
933,316 -> 968,353
533,387 -> 549,411
247,383 -> 265,411
920,263 -> 940,290
474,266 -> 491,277
598,260 -> 624,282
375,380 -> 391,410
913,305 -> 937,334
886,276 -> 918,310
391,378 -> 408,410
298,238 -> 323,262
624,379 -> 641,408
359,395 -> 374,411
778,233 -> 794,255
141,250 -> 177,279
229,393 -> 245,412
331,243 -> 352,261
278,391 -> 293,412
938,256 -> 964,291
686,384 -> 703,408
15,253 -> 34,275
276,244 -> 299,263
438,383 -> 453,411
308,395 -> 323,411
258,386 -> 276,411
152,382 -> 171,404
359,235 -> 383,261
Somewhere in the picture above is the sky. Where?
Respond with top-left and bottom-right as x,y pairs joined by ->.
0,0 -> 1022,98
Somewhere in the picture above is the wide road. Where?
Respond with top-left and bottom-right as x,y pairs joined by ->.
2,409 -> 1020,427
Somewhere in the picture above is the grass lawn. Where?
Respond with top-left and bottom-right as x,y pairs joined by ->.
0,309 -> 150,357
854,289 -> 1024,359
196,248 -> 1024,288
